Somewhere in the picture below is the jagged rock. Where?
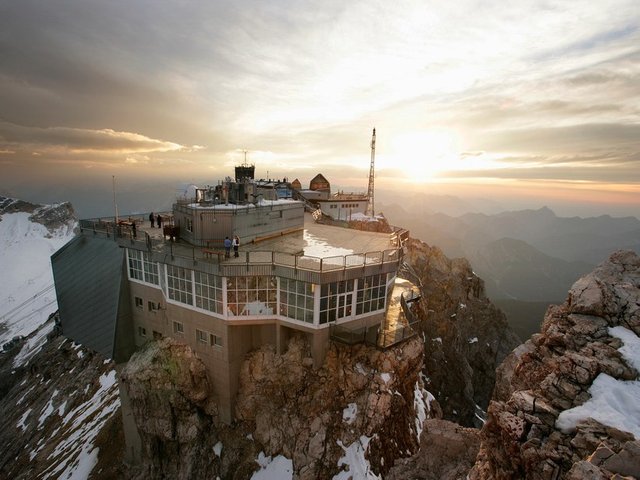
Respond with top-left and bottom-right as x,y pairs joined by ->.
0,328 -> 123,479
469,250 -> 640,480
402,238 -> 521,426
236,334 -> 429,478
119,333 -> 431,479
386,418 -> 480,480
602,441 -> 640,478
120,338 -> 230,479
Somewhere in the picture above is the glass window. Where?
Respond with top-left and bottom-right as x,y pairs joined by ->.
173,321 -> 184,334
209,333 -> 223,347
279,279 -> 314,323
167,265 -> 193,305
194,271 -> 222,313
356,274 -> 388,315
128,249 -> 159,285
138,326 -> 146,337
128,249 -> 144,281
319,280 -> 354,324
143,254 -> 159,285
227,276 -> 277,317
134,297 -> 143,309
196,329 -> 207,344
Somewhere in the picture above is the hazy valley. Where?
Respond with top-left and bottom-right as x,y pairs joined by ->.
381,196 -> 640,339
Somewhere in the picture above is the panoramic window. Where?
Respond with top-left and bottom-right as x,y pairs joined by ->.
279,278 -> 314,323
226,276 -> 277,316
127,249 -> 144,281
128,249 -> 159,285
356,274 -> 387,315
194,271 -> 223,313
319,280 -> 354,324
143,254 -> 159,285
166,265 -> 193,305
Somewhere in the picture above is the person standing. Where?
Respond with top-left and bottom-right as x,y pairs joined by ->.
233,235 -> 240,257
224,236 -> 232,258
157,214 -> 163,229
149,212 -> 155,228
132,220 -> 137,239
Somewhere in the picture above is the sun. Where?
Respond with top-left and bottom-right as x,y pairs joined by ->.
383,130 -> 460,182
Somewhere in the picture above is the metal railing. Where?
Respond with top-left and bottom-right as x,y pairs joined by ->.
78,218 -> 403,275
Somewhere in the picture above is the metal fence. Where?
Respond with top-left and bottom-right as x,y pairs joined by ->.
78,218 -> 403,275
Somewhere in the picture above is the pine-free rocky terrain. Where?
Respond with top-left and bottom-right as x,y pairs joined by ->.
1,197 -> 638,479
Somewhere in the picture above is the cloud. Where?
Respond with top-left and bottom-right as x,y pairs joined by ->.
0,121 -> 188,155
475,123 -> 640,155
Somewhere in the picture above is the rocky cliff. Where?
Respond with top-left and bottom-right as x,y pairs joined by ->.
0,320 -> 122,479
121,334 -> 433,479
470,250 -> 640,479
402,238 -> 521,426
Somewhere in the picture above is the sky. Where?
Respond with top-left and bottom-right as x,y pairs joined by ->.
0,0 -> 639,218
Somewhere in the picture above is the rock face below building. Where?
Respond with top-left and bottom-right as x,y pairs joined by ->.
402,238 -> 521,427
386,418 -> 481,480
469,250 -> 640,479
121,334 -> 432,479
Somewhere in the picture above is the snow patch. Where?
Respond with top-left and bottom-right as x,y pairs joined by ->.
17,408 -> 32,431
250,452 -> 293,480
13,320 -> 55,368
41,370 -> 120,479
333,436 -> 380,480
343,403 -> 358,425
609,326 -> 640,372
213,441 -> 223,457
380,373 -> 391,384
0,210 -> 75,346
414,380 -> 434,441
556,326 -> 640,439
38,389 -> 59,427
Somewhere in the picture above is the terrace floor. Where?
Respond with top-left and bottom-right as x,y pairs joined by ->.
131,212 -> 394,261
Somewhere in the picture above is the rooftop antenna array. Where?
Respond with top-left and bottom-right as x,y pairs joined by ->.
235,149 -> 255,182
365,128 -> 376,217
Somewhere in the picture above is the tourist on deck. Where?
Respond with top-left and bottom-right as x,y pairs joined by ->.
233,236 -> 240,257
224,237 -> 232,258
157,214 -> 163,229
149,212 -> 155,228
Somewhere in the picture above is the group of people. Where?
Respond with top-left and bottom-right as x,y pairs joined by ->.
224,236 -> 240,258
148,212 -> 163,228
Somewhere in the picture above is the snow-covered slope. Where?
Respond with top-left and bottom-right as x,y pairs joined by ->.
0,197 -> 76,349
0,197 -> 123,479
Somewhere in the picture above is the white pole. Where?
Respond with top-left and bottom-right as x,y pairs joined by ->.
112,175 -> 119,223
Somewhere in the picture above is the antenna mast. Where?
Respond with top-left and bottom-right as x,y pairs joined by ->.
365,128 -> 376,217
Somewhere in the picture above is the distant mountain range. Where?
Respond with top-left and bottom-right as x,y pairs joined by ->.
382,202 -> 640,303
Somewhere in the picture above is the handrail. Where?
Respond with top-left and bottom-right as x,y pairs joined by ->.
78,218 -> 404,274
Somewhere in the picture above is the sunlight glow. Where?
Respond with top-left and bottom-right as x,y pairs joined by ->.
382,130 -> 460,182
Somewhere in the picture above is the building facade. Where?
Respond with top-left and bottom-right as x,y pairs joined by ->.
52,175 -> 407,424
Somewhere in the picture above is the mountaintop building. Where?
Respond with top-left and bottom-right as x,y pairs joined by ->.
51,165 -> 417,462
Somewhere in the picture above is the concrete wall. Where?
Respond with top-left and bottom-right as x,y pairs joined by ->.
319,200 -> 368,221
174,202 -> 304,248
